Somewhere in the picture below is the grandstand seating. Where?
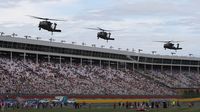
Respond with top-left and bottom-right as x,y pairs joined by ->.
0,55 -> 191,96
138,70 -> 200,88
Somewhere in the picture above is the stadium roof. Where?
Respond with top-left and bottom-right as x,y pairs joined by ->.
0,35 -> 200,61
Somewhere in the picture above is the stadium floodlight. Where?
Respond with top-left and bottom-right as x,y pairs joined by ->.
0,32 -> 4,36
101,45 -> 105,48
61,40 -> 66,43
36,37 -> 41,40
72,42 -> 76,44
11,33 -> 17,37
24,35 -> 31,39
49,38 -> 55,42
171,52 -> 176,55
82,42 -> 86,46
132,48 -> 135,52
189,54 -> 193,57
138,49 -> 143,53
126,48 -> 129,51
110,46 -> 113,49
152,51 -> 157,54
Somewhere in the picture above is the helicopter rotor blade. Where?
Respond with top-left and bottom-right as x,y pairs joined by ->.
27,15 -> 49,20
27,15 -> 66,21
47,18 -> 67,21
87,27 -> 115,32
154,41 -> 169,43
154,40 -> 183,43
97,27 -> 105,31
170,40 -> 183,43
86,28 -> 100,30
97,27 -> 114,32
87,27 -> 107,31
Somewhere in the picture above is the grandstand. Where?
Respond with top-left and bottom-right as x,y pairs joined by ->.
0,35 -> 200,97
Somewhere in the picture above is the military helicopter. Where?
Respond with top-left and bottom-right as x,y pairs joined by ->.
155,40 -> 183,51
87,27 -> 115,42
28,15 -> 66,35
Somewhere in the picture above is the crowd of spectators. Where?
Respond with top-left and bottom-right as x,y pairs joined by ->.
1,56 -> 199,95
141,69 -> 200,88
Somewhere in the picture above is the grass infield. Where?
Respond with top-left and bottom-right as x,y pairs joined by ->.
5,107 -> 200,112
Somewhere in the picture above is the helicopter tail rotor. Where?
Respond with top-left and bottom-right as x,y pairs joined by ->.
108,32 -> 111,38
53,23 -> 57,30
177,43 -> 179,48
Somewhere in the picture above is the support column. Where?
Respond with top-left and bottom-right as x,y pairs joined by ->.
48,55 -> 50,63
133,63 -> 135,71
80,58 -> 82,66
180,66 -> 182,74
10,51 -> 13,62
59,56 -> 62,69
70,57 -> 72,65
108,61 -> 110,68
23,53 -> 26,63
117,62 -> 119,70
189,67 -> 191,74
152,58 -> 154,70
99,60 -> 101,68
36,54 -> 38,64
171,59 -> 173,75
171,65 -> 173,75
125,62 -> 127,70
90,59 -> 92,66
161,65 -> 163,72
198,61 -> 200,74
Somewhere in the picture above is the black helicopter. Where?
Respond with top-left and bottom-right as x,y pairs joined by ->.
155,41 -> 183,51
28,15 -> 65,35
87,27 -> 115,42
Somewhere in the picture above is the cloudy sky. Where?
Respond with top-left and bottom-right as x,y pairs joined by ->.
0,0 -> 200,57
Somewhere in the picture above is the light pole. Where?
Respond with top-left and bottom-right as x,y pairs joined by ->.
126,48 -> 129,51
0,32 -> 4,36
138,49 -> 143,53
36,37 -> 41,40
61,40 -> 66,43
171,52 -> 176,56
189,54 -> 193,57
24,35 -> 31,39
49,38 -> 55,42
101,45 -> 105,48
82,42 -> 86,46
12,33 -> 17,37
132,48 -> 135,52
152,51 -> 157,54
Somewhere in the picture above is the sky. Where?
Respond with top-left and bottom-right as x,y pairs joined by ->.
0,0 -> 200,57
